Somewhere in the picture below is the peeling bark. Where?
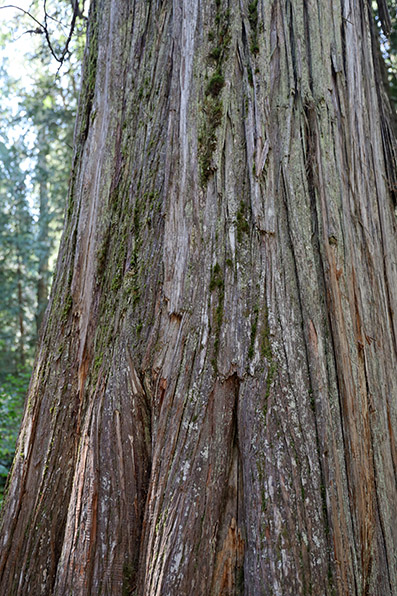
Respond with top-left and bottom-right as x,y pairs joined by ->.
1,1 -> 396,594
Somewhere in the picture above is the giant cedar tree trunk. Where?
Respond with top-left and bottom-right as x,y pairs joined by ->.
1,1 -> 397,594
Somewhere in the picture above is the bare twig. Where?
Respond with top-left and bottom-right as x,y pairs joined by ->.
44,12 -> 69,33
0,1 -> 85,69
13,28 -> 44,41
0,5 -> 44,31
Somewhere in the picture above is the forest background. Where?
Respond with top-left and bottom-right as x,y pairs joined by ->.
0,0 -> 395,505
0,0 -> 87,504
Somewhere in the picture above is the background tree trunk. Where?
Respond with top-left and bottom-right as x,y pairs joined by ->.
16,260 -> 25,369
1,1 -> 396,594
36,129 -> 50,334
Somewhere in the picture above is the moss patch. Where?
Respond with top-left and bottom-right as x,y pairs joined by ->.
198,2 -> 231,185
209,262 -> 224,292
198,96 -> 223,184
248,0 -> 259,55
61,293 -> 73,322
206,70 -> 225,97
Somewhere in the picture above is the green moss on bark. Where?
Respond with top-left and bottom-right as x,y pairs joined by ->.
209,262 -> 225,371
206,71 -> 225,97
198,2 -> 231,185
248,0 -> 259,54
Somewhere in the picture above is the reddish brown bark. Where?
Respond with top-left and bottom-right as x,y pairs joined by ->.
1,1 -> 396,594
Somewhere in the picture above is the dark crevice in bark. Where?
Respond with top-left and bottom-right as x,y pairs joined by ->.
339,0 -> 348,80
209,374 -> 243,595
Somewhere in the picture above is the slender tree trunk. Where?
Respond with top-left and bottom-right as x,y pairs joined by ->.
36,134 -> 50,334
16,259 -> 25,369
1,1 -> 396,594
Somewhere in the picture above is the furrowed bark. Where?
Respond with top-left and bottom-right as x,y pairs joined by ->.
1,1 -> 396,594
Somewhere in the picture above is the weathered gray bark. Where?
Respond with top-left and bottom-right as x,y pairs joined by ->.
1,1 -> 396,594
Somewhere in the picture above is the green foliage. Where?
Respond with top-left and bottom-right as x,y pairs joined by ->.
0,137 -> 36,373
0,367 -> 30,506
0,0 -> 87,506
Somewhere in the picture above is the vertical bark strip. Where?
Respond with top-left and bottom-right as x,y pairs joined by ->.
1,1 -> 396,594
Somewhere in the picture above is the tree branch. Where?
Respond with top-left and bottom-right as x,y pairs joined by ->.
0,5 -> 44,31
0,1 -> 85,68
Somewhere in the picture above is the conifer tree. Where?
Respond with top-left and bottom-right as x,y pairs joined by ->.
0,1 -> 396,594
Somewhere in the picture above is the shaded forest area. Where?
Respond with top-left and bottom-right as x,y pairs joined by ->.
0,0 -> 87,502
